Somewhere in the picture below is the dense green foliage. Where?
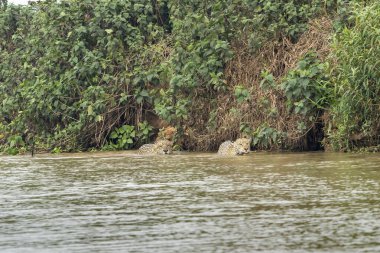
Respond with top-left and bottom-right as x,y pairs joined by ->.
327,1 -> 380,151
1,0 -> 170,153
0,0 -> 378,154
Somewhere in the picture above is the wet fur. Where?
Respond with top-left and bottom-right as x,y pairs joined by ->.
217,138 -> 251,155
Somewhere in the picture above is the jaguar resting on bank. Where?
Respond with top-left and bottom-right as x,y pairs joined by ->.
217,138 -> 251,155
138,139 -> 174,155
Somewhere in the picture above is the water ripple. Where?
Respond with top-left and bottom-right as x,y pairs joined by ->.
0,152 -> 380,252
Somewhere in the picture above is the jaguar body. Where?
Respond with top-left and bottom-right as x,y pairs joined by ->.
217,138 -> 251,155
138,139 -> 173,155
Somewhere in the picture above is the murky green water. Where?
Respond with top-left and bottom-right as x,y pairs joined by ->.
1,152 -> 380,252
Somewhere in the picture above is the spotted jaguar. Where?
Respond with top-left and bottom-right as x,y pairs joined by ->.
138,139 -> 173,155
217,138 -> 251,155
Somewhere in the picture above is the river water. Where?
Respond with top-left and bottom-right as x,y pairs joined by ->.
1,152 -> 380,252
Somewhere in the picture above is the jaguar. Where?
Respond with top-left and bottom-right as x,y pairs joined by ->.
217,138 -> 251,155
138,139 -> 173,155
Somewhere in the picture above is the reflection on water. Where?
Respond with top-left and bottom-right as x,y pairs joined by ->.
1,152 -> 380,252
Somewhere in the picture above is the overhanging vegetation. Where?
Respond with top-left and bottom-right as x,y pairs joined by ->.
0,0 -> 379,154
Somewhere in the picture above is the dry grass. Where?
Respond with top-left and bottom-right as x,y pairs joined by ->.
183,16 -> 333,151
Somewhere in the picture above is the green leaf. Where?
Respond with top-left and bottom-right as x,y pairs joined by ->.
140,89 -> 149,97
110,132 -> 118,139
136,96 -> 143,104
95,115 -> 103,122
87,105 -> 93,115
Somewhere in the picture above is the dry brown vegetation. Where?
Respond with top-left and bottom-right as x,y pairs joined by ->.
181,17 -> 333,151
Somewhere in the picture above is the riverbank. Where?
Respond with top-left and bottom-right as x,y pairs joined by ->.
1,1 -> 379,154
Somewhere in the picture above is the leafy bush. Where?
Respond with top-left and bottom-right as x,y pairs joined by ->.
258,53 -> 330,150
252,124 -> 285,150
281,53 -> 330,116
3,135 -> 25,155
234,85 -> 250,103
164,0 -> 334,106
0,0 -> 364,153
105,121 -> 153,150
0,0 -> 169,152
108,125 -> 136,150
327,1 -> 380,150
